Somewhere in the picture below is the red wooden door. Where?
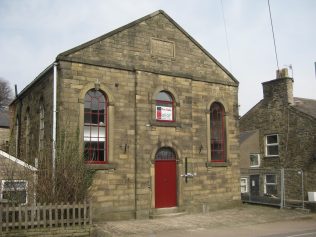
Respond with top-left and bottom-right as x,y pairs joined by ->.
155,159 -> 177,208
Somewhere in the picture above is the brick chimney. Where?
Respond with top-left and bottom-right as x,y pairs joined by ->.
262,68 -> 294,105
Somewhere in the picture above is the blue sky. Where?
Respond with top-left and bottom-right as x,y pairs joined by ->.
0,0 -> 315,115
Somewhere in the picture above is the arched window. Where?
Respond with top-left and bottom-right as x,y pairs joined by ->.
15,115 -> 20,156
155,147 -> 176,160
39,102 -> 44,153
25,108 -> 30,158
155,91 -> 174,122
84,89 -> 107,163
210,102 -> 226,162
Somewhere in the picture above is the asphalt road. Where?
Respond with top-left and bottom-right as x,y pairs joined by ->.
140,218 -> 316,237
95,205 -> 316,237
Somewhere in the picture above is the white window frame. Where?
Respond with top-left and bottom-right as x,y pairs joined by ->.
1,180 -> 28,205
250,153 -> 260,168
264,174 -> 277,195
265,134 -> 279,157
240,177 -> 248,193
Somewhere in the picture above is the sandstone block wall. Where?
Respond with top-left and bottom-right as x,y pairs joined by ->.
10,11 -> 241,221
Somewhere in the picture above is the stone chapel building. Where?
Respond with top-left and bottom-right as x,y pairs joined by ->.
9,10 -> 240,221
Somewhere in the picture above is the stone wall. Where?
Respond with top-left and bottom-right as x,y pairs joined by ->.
9,68 -> 54,167
3,227 -> 90,237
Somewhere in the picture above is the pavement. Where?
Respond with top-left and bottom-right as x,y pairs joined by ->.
91,204 -> 315,237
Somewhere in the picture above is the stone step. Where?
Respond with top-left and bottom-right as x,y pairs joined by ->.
149,207 -> 186,219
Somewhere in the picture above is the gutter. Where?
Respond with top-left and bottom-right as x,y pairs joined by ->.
134,69 -> 138,218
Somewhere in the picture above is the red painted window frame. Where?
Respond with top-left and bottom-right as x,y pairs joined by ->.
84,89 -> 108,164
210,102 -> 226,162
155,91 -> 175,123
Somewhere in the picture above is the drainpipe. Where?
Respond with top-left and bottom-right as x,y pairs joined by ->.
134,68 -> 138,219
52,62 -> 58,191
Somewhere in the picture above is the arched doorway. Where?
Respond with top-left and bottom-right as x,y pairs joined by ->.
155,147 -> 177,208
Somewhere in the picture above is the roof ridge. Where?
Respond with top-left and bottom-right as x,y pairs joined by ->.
294,97 -> 316,102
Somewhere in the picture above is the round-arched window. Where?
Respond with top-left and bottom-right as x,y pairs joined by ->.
155,147 -> 176,160
84,89 -> 107,163
155,91 -> 174,122
210,102 -> 226,162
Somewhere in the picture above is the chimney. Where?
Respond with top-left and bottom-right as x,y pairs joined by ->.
262,68 -> 294,105
276,68 -> 289,79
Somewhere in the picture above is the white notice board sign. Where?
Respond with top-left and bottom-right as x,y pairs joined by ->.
156,106 -> 173,121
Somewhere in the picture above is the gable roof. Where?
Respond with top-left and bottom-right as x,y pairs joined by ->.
293,97 -> 316,119
57,10 -> 238,85
0,150 -> 37,172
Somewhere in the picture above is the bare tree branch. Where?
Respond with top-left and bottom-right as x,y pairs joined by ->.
0,78 -> 13,110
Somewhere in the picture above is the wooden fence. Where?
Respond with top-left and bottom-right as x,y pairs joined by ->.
0,201 -> 92,233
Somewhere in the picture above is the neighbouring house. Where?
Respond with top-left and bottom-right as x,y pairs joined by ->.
0,150 -> 37,205
240,68 -> 316,206
9,10 -> 240,221
0,109 -> 10,151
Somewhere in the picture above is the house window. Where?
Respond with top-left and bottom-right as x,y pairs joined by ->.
84,89 -> 107,163
155,91 -> 174,122
265,134 -> 279,157
1,180 -> 28,204
39,103 -> 44,153
210,102 -> 226,162
240,178 -> 248,193
264,174 -> 277,196
250,153 -> 260,167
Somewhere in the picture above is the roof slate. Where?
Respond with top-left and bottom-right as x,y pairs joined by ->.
293,97 -> 316,119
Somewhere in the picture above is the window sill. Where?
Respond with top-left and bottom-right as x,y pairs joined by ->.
206,162 -> 229,167
264,155 -> 279,158
150,120 -> 181,128
85,163 -> 117,170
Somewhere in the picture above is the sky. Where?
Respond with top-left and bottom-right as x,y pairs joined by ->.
0,0 -> 315,115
